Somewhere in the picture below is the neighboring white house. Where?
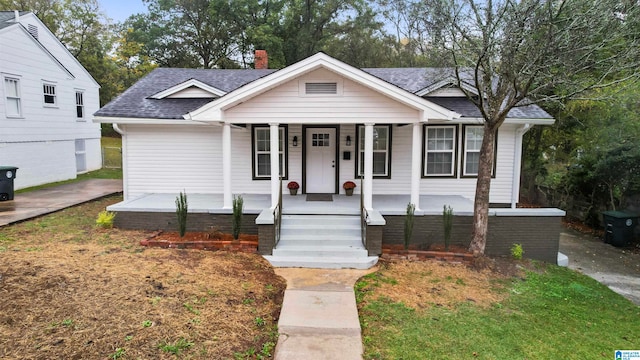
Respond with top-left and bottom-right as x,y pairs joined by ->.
95,52 -> 564,268
0,11 -> 101,189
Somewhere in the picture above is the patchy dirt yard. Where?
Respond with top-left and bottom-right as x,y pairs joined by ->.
0,196 -> 286,359
358,258 -> 529,310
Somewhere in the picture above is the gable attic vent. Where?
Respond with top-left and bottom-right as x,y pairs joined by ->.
305,82 -> 337,95
27,24 -> 38,39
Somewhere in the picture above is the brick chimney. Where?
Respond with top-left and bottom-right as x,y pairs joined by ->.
255,50 -> 268,69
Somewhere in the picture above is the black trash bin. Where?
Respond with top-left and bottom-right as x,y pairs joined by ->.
0,166 -> 18,201
602,210 -> 639,247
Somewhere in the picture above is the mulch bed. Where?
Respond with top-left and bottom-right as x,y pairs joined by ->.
381,244 -> 474,264
141,232 -> 259,253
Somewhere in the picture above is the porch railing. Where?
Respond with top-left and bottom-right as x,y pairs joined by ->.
273,177 -> 283,247
360,177 -> 367,248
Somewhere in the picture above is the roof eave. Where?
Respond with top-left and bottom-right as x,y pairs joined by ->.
188,53 -> 461,122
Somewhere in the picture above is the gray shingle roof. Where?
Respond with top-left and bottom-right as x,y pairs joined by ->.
95,65 -> 552,120
0,11 -> 28,30
96,68 -> 276,119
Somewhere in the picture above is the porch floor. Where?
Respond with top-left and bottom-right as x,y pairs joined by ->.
107,193 -> 475,215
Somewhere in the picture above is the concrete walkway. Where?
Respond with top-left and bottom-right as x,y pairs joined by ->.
0,179 -> 122,227
560,229 -> 640,305
274,268 -> 376,360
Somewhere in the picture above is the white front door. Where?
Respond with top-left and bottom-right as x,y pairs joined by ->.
306,128 -> 336,193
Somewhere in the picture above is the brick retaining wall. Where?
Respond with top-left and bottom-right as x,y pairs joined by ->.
114,212 -> 258,234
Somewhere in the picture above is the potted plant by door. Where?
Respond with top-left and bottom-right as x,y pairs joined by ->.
287,181 -> 300,195
343,181 -> 356,196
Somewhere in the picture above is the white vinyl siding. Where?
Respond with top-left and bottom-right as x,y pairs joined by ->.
356,125 -> 390,177
43,83 -> 56,106
4,77 -> 22,117
75,91 -> 84,119
463,126 -> 483,176
425,126 -> 456,176
253,126 -> 286,179
225,68 -> 419,124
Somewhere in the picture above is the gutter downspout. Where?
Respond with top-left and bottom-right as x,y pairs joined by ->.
112,124 -> 127,200
511,124 -> 531,209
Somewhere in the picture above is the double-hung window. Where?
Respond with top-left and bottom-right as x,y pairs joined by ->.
4,77 -> 21,117
43,83 -> 56,106
75,91 -> 84,119
463,126 -> 484,176
252,125 -> 287,179
356,125 -> 391,178
424,126 -> 456,176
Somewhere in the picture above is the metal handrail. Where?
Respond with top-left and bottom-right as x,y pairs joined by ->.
274,176 -> 283,246
360,177 -> 367,248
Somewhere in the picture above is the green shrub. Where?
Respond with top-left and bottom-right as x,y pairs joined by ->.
175,191 -> 188,237
511,243 -> 524,260
443,205 -> 453,251
96,210 -> 116,228
232,195 -> 244,240
404,203 -> 415,250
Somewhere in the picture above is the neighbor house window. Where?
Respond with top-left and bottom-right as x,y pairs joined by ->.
463,126 -> 483,176
43,83 -> 56,106
4,77 -> 21,117
424,125 -> 457,177
252,125 -> 288,179
75,91 -> 84,119
355,125 -> 391,178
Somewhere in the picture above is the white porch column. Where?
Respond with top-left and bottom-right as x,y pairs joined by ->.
269,123 -> 280,207
222,122 -> 232,209
410,122 -> 422,210
363,123 -> 374,209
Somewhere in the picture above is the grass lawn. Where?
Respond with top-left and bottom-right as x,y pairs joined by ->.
357,260 -> 639,359
0,196 -> 286,359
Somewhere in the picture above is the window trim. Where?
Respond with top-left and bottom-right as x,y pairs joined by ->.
75,91 -> 85,120
251,124 -> 289,180
422,124 -> 458,178
354,124 -> 392,179
461,124 -> 498,178
42,82 -> 57,107
3,76 -> 22,118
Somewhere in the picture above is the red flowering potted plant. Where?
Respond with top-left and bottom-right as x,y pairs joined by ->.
343,181 -> 356,196
287,181 -> 300,195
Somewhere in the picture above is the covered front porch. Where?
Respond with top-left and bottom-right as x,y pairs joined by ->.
107,193 -> 475,216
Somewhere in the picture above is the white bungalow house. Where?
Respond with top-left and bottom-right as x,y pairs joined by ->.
95,52 -> 564,268
0,11 -> 101,190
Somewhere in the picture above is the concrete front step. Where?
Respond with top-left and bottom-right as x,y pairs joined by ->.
263,255 -> 378,269
266,214 -> 376,269
281,214 -> 361,226
273,245 -> 368,258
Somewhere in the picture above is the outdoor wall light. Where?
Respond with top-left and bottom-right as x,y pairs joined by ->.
293,136 -> 298,146
346,135 -> 351,146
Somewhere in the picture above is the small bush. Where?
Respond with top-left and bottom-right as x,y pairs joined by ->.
96,210 -> 116,228
175,191 -> 188,237
404,203 -> 415,250
232,195 -> 244,240
443,205 -> 453,251
511,243 -> 524,260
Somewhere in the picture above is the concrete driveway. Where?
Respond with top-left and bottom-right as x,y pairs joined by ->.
560,228 -> 640,305
0,179 -> 122,227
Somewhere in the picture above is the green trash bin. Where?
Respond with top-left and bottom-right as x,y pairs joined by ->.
0,166 -> 18,201
602,210 -> 639,247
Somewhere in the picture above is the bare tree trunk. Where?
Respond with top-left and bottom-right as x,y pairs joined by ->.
469,125 -> 497,255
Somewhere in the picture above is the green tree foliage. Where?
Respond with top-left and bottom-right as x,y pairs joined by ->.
426,0 -> 640,254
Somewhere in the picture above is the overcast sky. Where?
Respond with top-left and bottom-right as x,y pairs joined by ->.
100,0 -> 147,23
